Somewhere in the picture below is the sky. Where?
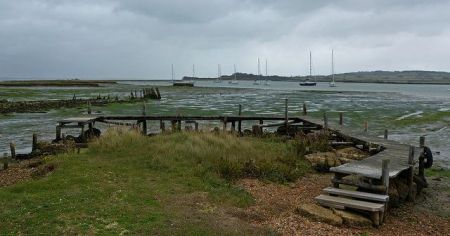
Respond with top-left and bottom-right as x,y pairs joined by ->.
0,0 -> 449,79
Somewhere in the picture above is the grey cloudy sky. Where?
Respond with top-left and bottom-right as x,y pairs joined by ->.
0,0 -> 449,79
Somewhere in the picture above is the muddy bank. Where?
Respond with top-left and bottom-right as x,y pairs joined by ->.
0,87 -> 161,114
0,80 -> 117,87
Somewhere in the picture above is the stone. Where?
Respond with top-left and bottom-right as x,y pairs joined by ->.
296,203 -> 343,226
332,209 -> 373,228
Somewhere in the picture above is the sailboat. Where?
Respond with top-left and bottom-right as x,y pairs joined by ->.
253,58 -> 261,85
329,50 -> 337,87
229,64 -> 239,84
215,64 -> 222,83
264,59 -> 270,86
300,51 -> 317,86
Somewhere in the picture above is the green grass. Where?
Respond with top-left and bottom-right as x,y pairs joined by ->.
425,167 -> 450,178
0,130 -> 310,235
393,110 -> 450,126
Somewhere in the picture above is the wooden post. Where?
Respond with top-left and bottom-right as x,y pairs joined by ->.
302,102 -> 307,115
231,121 -> 236,132
223,117 -> 228,132
419,136 -> 425,148
408,146 -> 415,201
194,122 -> 199,131
384,129 -> 388,140
238,104 -> 242,134
381,159 -> 390,194
80,125 -> 85,143
171,120 -> 176,132
177,120 -> 181,131
364,121 -> 368,132
339,112 -> 343,126
142,103 -> 147,135
419,136 -> 425,178
323,112 -> 328,129
56,125 -> 62,140
87,101 -> 92,115
10,142 -> 16,160
32,133 -> 37,152
252,125 -> 262,136
285,98 -> 288,135
3,153 -> 7,170
160,121 -> 166,132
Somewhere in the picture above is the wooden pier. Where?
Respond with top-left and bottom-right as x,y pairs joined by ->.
56,106 -> 430,226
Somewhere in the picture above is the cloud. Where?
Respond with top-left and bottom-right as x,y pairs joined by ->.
0,0 -> 449,78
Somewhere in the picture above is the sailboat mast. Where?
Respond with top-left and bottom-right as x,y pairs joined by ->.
192,64 -> 195,78
309,51 -> 312,78
265,59 -> 268,77
332,50 -> 335,82
234,64 -> 237,81
258,58 -> 261,81
171,64 -> 174,82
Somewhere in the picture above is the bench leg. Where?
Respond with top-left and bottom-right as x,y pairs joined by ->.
370,212 -> 380,227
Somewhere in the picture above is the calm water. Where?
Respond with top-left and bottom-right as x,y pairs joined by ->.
1,80 -> 449,167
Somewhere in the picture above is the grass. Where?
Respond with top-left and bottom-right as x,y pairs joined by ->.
425,167 -> 450,178
0,129 -> 310,235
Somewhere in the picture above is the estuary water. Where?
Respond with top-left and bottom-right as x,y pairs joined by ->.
1,80 -> 449,168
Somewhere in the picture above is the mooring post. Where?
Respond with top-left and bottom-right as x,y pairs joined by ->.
408,146 -> 415,201
3,153 -> 8,170
80,125 -> 86,143
238,104 -> 242,134
285,98 -> 288,135
323,112 -> 328,129
364,121 -> 368,132
32,133 -> 37,152
87,101 -> 92,115
10,142 -> 16,160
231,121 -> 236,132
382,159 -> 390,194
160,120 -> 166,132
142,103 -> 147,135
171,120 -> 176,132
223,117 -> 228,132
339,112 -> 343,126
384,129 -> 389,140
419,136 -> 425,178
302,102 -> 307,115
56,125 -> 62,140
195,122 -> 199,132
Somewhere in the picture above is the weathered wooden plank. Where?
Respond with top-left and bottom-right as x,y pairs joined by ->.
323,187 -> 389,202
315,194 -> 385,212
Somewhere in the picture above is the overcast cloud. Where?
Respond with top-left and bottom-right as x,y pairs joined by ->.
0,0 -> 449,79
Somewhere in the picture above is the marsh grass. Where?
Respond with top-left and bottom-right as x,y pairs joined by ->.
0,128 -> 310,234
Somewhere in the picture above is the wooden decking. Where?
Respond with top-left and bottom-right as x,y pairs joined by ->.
297,115 -> 422,179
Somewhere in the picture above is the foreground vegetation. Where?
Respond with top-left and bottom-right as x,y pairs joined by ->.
0,130 -> 310,234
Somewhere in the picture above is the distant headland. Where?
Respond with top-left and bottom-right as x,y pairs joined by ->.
184,70 -> 450,84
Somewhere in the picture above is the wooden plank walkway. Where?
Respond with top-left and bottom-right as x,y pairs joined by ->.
297,115 -> 422,179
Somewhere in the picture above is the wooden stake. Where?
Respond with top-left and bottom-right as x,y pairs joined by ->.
195,122 -> 199,131
323,112 -> 328,129
10,142 -> 16,160
339,112 -> 343,126
381,159 -> 390,194
87,101 -> 92,115
364,121 -> 368,132
384,129 -> 388,140
56,125 -> 62,140
285,98 -> 288,135
238,104 -> 242,134
419,136 -> 425,148
223,117 -> 228,132
160,121 -> 166,132
3,153 -> 7,170
302,102 -> 307,115
408,146 -> 415,201
142,103 -> 147,135
32,133 -> 37,152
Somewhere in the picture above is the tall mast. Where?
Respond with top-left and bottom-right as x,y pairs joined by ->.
265,59 -> 268,76
258,58 -> 261,80
234,64 -> 237,81
309,51 -> 312,78
332,50 -> 335,82
192,64 -> 195,78
171,64 -> 174,82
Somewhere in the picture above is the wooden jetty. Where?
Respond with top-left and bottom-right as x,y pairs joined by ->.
55,104 -> 429,226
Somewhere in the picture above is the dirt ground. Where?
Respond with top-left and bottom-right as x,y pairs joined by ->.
235,173 -> 450,236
